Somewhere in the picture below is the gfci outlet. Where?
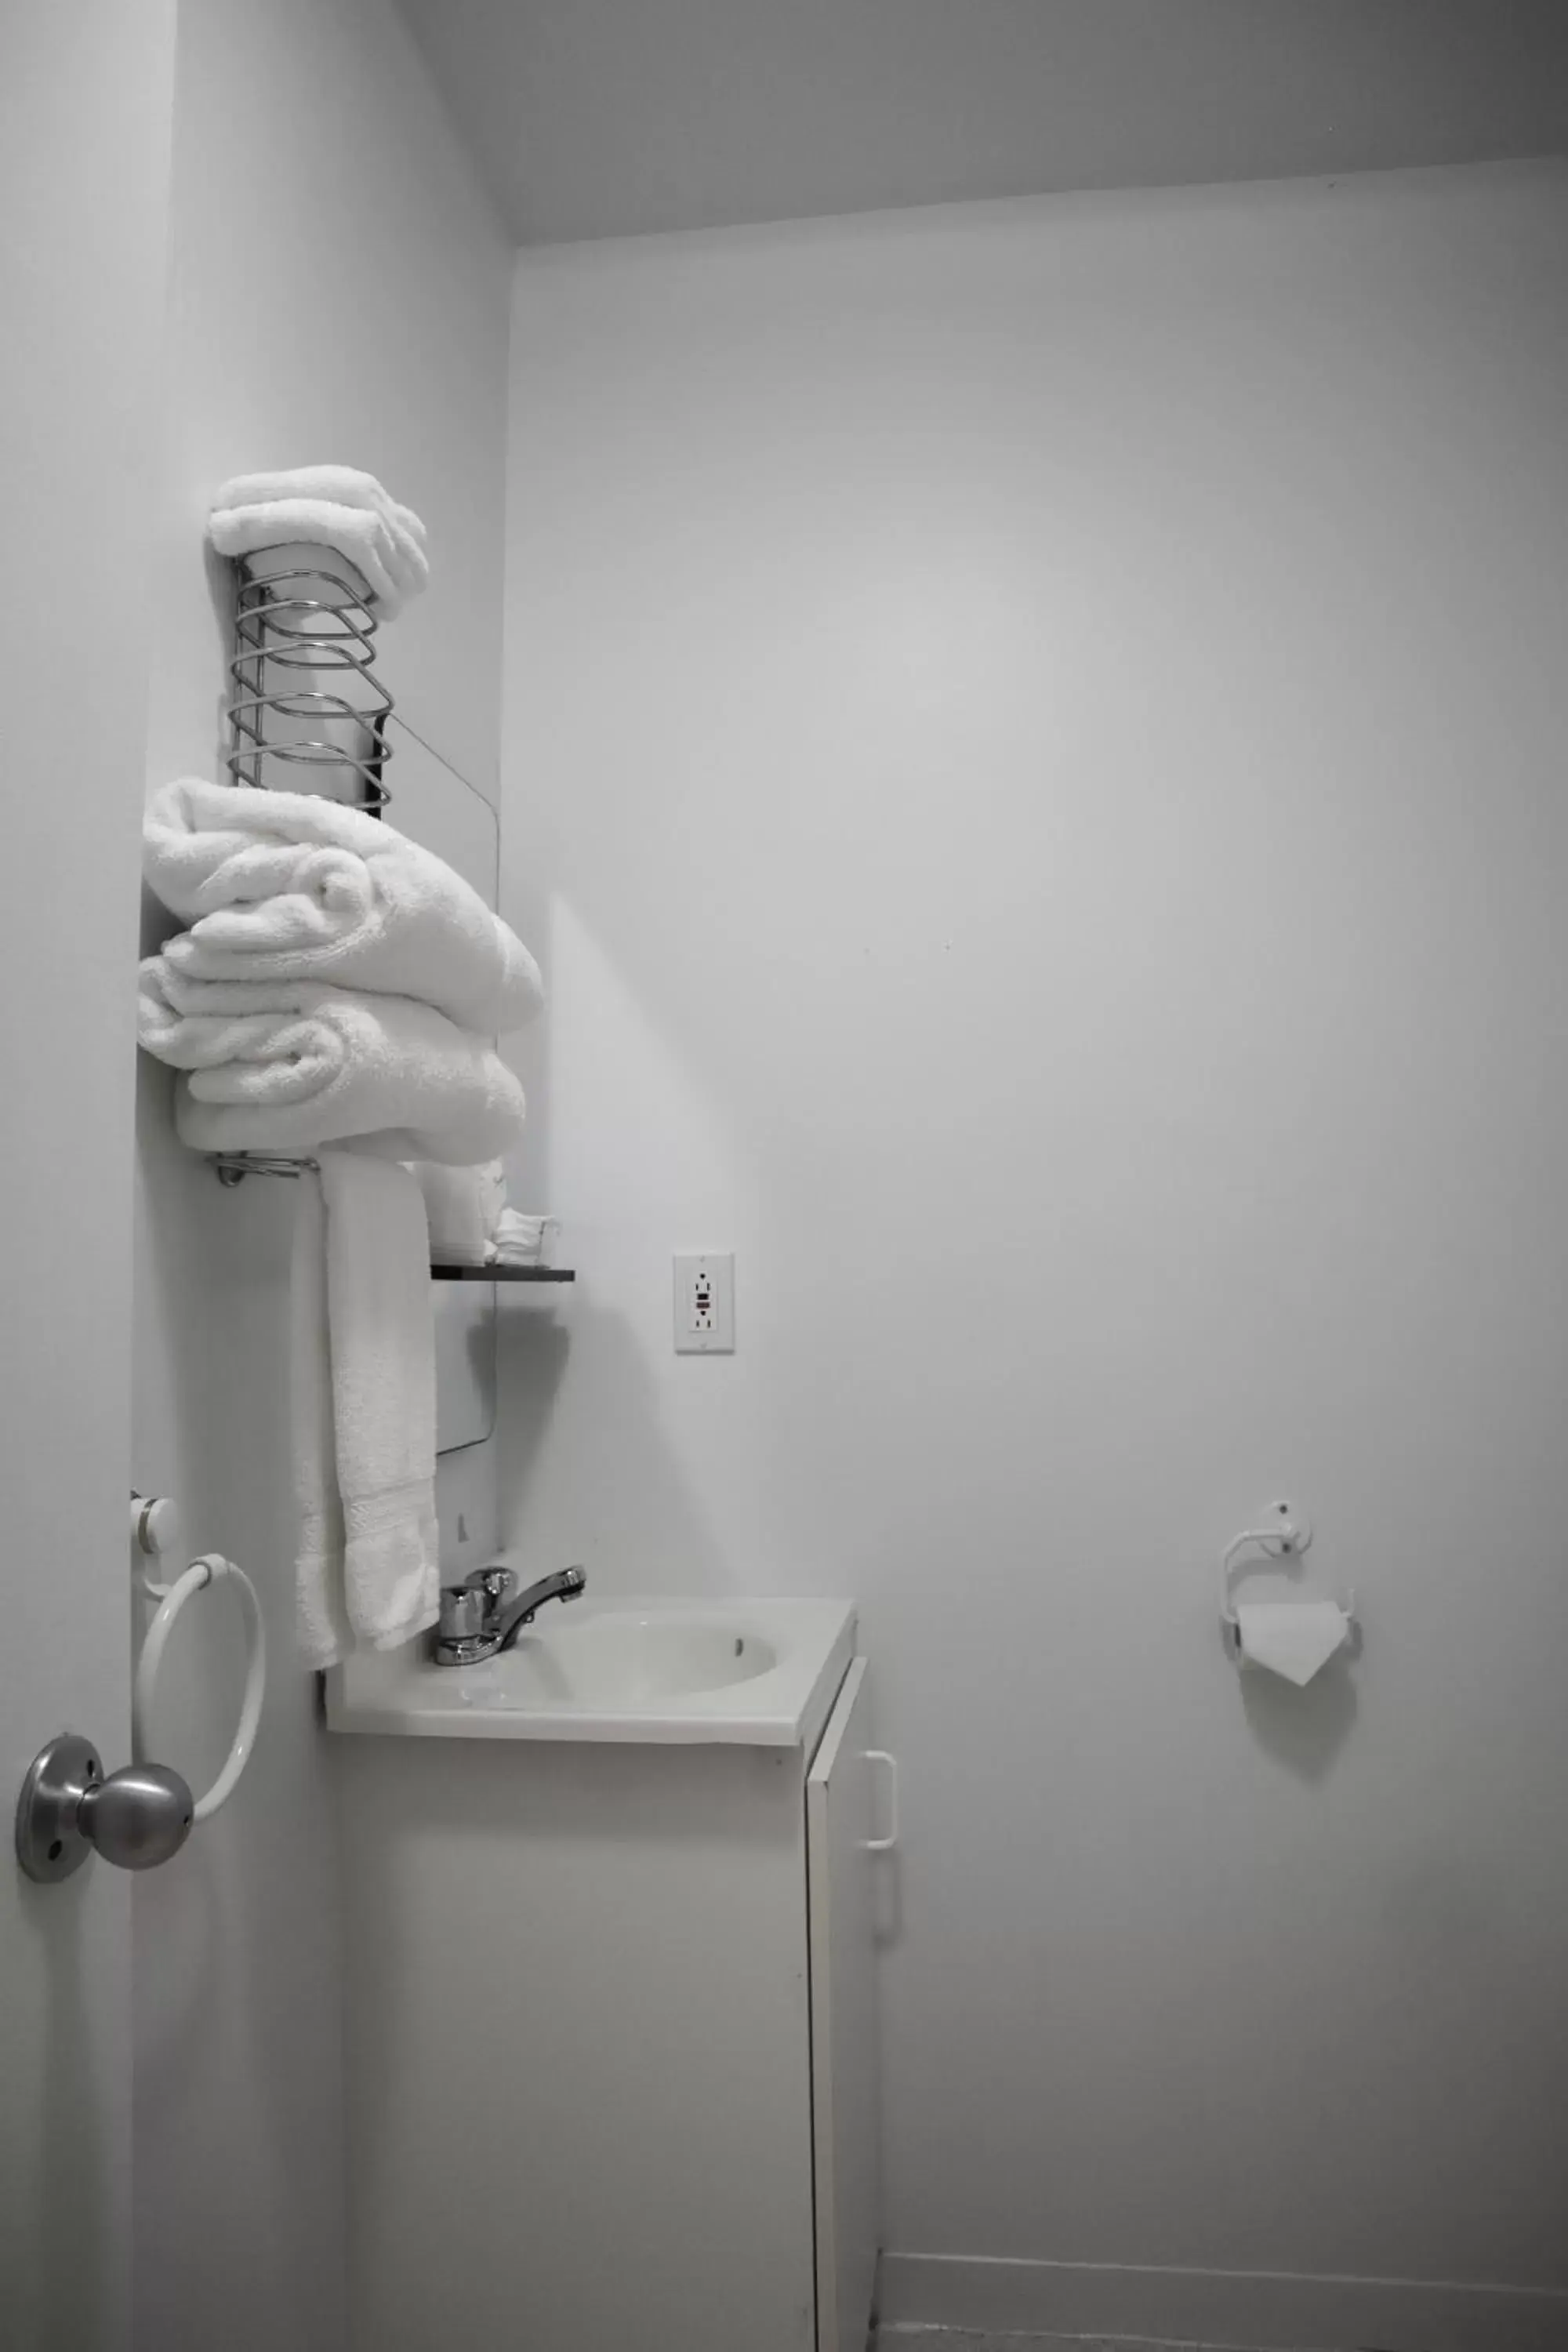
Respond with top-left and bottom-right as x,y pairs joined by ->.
673,1252 -> 735,1354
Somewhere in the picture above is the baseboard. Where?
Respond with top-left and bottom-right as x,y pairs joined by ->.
878,2338 -> 1286,2352
878,2338 -> 1261,2352
877,2252 -> 1568,2352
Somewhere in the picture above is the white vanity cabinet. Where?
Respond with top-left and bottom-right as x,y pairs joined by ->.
807,1657 -> 883,2352
335,1606 -> 884,2352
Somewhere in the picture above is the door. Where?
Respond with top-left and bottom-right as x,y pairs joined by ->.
807,1657 -> 885,2352
0,10 -> 176,2347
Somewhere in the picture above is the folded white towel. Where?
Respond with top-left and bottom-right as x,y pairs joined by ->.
139,960 -> 528,1164
213,466 -> 429,547
292,1151 -> 439,1667
209,467 -> 429,618
209,503 -> 426,618
145,779 -> 543,1036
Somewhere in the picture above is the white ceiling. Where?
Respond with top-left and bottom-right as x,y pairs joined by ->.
396,0 -> 1568,246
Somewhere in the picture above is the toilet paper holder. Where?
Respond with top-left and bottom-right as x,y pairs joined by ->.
1218,1503 -> 1357,1657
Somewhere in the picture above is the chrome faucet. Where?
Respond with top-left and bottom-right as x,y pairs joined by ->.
433,1563 -> 587,1667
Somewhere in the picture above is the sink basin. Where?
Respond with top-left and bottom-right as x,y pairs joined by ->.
471,1614 -> 779,1708
326,1595 -> 855,1748
493,1609 -> 775,1703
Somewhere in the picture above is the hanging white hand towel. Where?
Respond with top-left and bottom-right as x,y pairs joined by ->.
138,960 -> 528,1165
292,1151 -> 439,1667
145,779 -> 543,1036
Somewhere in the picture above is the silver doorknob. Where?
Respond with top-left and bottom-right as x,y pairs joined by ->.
14,1733 -> 194,1884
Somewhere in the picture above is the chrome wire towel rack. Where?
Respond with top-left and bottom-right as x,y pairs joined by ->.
212,1152 -> 319,1188
227,543 -> 394,808
207,543 -> 568,1285
214,539 -> 388,1188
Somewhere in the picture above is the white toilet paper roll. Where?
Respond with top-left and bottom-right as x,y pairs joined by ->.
1235,1600 -> 1348,1687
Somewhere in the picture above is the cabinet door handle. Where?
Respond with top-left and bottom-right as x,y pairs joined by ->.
864,1749 -> 899,1853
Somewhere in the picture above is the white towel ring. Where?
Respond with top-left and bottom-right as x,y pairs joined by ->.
134,1554 -> 266,1823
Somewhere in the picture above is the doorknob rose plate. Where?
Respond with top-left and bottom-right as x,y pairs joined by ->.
16,1733 -> 103,1883
15,1732 -> 194,1884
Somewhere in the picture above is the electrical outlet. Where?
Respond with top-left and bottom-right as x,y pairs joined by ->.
673,1252 -> 735,1353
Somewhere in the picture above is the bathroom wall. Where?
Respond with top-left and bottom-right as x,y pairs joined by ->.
132,5 -> 511,2347
499,160 -> 1568,2343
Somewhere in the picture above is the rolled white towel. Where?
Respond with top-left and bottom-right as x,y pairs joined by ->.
212,466 -> 428,549
209,502 -> 427,619
209,466 -> 428,617
138,960 -> 527,1166
145,779 -> 543,1036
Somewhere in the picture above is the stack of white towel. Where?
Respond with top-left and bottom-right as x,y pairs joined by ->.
138,774 -> 541,1669
140,779 -> 536,1159
209,464 -> 430,618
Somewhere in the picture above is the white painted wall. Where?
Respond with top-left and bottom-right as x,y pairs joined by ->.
500,160 -> 1568,2319
132,6 -> 511,2346
0,13 -> 175,2347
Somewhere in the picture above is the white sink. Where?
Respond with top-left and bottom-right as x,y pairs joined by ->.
500,1613 -> 779,1704
326,1595 -> 855,1748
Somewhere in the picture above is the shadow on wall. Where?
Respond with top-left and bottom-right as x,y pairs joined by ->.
1237,1656 -> 1358,1783
495,1306 -> 570,1534
495,1297 -> 735,1594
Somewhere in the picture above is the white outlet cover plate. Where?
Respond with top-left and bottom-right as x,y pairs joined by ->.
673,1251 -> 735,1353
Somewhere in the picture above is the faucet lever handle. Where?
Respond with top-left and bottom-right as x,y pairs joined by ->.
438,1566 -> 515,1642
437,1583 -> 486,1642
453,1564 -> 517,1617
